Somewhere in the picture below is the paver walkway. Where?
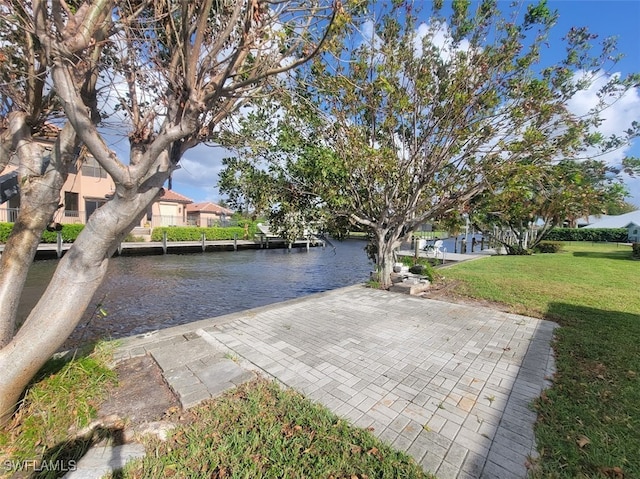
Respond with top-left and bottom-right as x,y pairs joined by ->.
116,286 -> 557,479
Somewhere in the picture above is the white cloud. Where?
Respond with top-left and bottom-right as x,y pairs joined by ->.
414,21 -> 470,62
626,176 -> 640,207
567,71 -> 640,202
566,70 -> 640,164
565,70 -> 640,202
171,143 -> 234,202
360,19 -> 384,50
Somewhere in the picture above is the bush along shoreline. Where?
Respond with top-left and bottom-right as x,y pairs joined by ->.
0,222 -> 260,244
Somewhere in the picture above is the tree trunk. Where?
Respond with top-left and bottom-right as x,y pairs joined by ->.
0,184 -> 163,426
0,122 -> 76,346
374,229 -> 401,288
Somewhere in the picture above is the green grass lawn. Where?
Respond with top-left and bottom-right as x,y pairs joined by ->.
442,242 -> 640,478
119,379 -> 430,479
0,343 -> 118,478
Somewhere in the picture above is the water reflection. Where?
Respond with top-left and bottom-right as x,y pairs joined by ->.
20,240 -> 373,349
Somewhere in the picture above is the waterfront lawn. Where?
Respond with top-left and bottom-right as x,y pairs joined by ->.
120,379 -> 431,479
442,242 -> 640,478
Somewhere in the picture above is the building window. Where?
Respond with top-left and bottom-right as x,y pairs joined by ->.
81,157 -> 107,178
64,192 -> 79,218
6,195 -> 20,222
85,199 -> 105,219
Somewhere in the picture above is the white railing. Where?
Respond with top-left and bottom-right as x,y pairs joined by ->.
0,208 -> 19,223
150,215 -> 187,227
1,208 -> 238,229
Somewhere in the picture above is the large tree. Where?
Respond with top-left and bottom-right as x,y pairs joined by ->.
220,0 -> 638,285
0,0 -> 338,425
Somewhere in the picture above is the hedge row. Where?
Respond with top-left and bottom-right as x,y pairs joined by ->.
151,224 -> 258,242
633,243 -> 640,259
0,223 -> 84,244
41,224 -> 85,243
0,223 -> 258,244
545,228 -> 628,242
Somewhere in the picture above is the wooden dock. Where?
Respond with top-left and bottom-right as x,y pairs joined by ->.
0,236 -> 325,260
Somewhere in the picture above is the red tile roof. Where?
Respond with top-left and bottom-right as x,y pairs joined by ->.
186,202 -> 233,215
160,189 -> 193,204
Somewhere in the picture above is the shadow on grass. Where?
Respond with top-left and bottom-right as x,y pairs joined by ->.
572,249 -> 633,261
27,426 -> 126,479
534,302 -> 640,478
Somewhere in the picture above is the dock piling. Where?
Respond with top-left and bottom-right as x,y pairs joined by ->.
56,231 -> 62,258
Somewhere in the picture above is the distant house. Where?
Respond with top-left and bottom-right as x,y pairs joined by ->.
583,210 -> 640,242
0,124 -> 198,227
1,133 -> 115,224
186,202 -> 234,227
575,215 -> 610,228
146,189 -> 193,227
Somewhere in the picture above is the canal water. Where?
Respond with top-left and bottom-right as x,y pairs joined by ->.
19,239 -> 373,349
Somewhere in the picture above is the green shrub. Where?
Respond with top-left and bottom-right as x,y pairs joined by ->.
535,241 -> 564,253
0,222 -> 261,244
400,256 -> 435,281
365,279 -> 382,289
123,234 -> 145,242
1,223 -> 85,244
151,226 -> 200,241
414,263 -> 435,281
151,224 -> 259,242
40,224 -> 84,243
399,256 -> 415,267
0,222 -> 12,243
205,226 -> 246,240
633,243 -> 640,259
545,228 -> 628,242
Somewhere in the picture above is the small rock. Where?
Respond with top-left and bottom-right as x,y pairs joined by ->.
134,421 -> 177,441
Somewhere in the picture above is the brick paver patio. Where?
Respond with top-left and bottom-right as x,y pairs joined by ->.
117,286 -> 557,478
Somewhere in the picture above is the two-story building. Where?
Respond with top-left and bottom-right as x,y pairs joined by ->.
0,129 -> 221,228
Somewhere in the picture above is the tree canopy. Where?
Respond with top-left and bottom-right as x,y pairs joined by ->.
220,0 -> 639,282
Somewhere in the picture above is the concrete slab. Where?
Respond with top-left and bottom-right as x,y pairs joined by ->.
188,358 -> 255,392
389,280 -> 431,295
148,336 -> 212,371
63,443 -> 145,479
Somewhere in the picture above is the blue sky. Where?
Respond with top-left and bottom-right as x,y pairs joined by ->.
171,0 -> 640,207
545,0 -> 640,206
